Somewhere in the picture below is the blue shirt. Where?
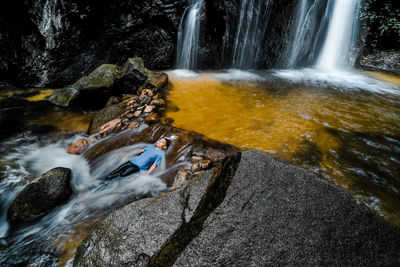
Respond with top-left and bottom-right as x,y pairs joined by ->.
130,145 -> 164,171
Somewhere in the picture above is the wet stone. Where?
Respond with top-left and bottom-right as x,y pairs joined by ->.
150,98 -> 165,107
144,105 -> 156,113
139,95 -> 152,105
7,168 -> 72,222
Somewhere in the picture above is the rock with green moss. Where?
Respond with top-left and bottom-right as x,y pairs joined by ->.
49,58 -> 168,109
49,64 -> 122,109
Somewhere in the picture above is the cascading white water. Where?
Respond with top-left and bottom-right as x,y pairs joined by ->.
0,131 -> 189,265
39,0 -> 62,50
316,0 -> 361,70
176,0 -> 204,70
232,0 -> 272,69
287,0 -> 330,68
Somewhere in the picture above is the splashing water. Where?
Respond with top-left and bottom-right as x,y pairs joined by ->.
0,131 -> 187,265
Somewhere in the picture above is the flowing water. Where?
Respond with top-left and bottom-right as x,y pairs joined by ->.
316,0 -> 361,69
176,0 -> 204,69
0,90 -> 192,265
166,69 -> 400,228
287,0 -> 361,69
232,0 -> 272,69
0,125 -> 191,265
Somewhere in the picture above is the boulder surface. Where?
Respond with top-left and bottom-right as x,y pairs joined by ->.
174,150 -> 400,266
73,150 -> 400,266
7,167 -> 72,222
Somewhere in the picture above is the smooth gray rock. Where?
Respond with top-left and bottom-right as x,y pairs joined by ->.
7,167 -> 72,222
174,150 -> 400,266
74,145 -> 240,267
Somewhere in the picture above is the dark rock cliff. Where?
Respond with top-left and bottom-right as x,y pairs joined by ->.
0,0 -> 187,87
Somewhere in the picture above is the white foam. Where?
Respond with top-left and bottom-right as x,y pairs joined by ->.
210,69 -> 264,81
169,69 -> 200,78
273,68 -> 400,95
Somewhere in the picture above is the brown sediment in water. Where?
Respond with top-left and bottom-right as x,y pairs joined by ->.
0,88 -> 56,101
366,71 -> 400,85
165,72 -> 400,228
30,111 -> 94,133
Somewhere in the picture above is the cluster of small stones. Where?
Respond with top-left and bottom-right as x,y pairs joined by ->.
173,147 -> 227,188
67,85 -> 166,154
99,87 -> 166,137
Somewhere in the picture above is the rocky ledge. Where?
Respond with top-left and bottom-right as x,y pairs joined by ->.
359,50 -> 400,75
72,150 -> 400,266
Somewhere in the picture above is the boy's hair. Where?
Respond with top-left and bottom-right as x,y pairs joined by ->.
164,138 -> 171,149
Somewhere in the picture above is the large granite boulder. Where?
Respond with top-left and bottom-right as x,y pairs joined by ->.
73,150 -> 400,266
174,150 -> 400,266
7,167 -> 72,222
73,156 -> 240,266
84,123 -> 237,185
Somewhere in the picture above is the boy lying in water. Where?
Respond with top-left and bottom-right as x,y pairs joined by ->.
105,138 -> 171,180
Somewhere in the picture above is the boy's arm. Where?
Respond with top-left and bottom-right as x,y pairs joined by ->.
147,163 -> 157,175
122,148 -> 144,156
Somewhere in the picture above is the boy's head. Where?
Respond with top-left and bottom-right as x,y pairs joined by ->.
156,138 -> 171,150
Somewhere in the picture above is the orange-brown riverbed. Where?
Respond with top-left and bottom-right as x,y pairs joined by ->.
165,70 -> 400,228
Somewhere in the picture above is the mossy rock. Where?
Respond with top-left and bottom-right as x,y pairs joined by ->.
49,59 -> 168,109
49,64 -> 122,108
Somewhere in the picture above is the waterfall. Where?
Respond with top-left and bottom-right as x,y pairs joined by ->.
287,0 -> 330,68
176,0 -> 204,70
287,0 -> 361,70
38,0 -> 63,49
232,0 -> 273,69
316,0 -> 362,70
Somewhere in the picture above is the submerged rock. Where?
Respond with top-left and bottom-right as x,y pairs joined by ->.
7,167 -> 72,222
